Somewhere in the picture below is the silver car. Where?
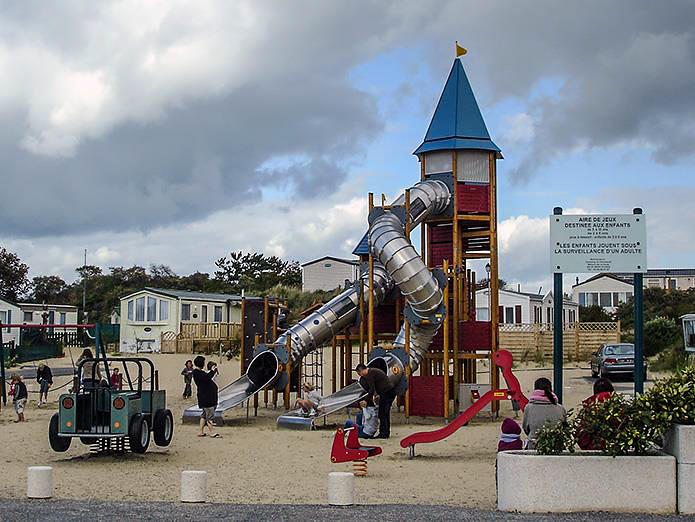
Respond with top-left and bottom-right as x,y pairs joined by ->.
590,343 -> 648,380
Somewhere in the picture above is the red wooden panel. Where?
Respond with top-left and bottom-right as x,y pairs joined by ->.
409,375 -> 444,417
459,321 -> 492,351
373,304 -> 397,334
429,224 -> 453,243
429,242 -> 453,267
457,183 -> 490,213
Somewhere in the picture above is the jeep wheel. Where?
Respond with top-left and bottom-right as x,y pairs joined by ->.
153,409 -> 174,447
128,414 -> 150,454
49,413 -> 71,452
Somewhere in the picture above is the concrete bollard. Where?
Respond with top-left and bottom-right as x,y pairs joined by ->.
327,471 -> 354,506
27,466 -> 53,499
180,470 -> 207,503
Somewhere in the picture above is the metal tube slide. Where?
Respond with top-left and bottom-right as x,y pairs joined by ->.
276,261 -> 392,367
370,180 -> 451,370
182,350 -> 280,424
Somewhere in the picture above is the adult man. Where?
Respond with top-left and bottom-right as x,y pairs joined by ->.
192,356 -> 221,438
355,363 -> 396,438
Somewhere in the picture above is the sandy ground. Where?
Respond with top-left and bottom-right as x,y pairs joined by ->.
0,350 -> 661,507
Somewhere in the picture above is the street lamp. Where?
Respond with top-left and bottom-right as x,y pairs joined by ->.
485,263 -> 491,322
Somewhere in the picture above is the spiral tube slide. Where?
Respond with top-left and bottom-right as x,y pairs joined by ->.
370,179 -> 451,371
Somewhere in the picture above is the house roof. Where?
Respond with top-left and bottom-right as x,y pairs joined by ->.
121,287 -> 251,303
414,59 -> 501,157
645,268 -> 695,277
573,273 -> 635,288
301,256 -> 358,267
0,296 -> 18,308
352,232 -> 369,256
18,302 -> 77,310
476,287 -> 577,305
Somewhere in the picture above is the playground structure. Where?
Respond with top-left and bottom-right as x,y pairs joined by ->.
182,53 -> 504,428
400,349 -> 528,458
330,426 -> 382,477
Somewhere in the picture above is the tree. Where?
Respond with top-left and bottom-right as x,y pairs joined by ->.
644,316 -> 681,357
476,277 -> 508,291
0,247 -> 30,301
148,264 -> 179,288
30,275 -> 69,304
215,251 -> 302,294
579,305 -> 612,322
615,288 -> 695,329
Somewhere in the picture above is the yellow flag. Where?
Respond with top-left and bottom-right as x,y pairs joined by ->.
456,42 -> 467,57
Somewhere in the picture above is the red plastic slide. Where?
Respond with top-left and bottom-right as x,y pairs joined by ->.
399,350 -> 528,456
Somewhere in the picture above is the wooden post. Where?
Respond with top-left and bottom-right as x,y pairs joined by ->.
339,338 -> 345,389
489,152 -> 500,406
616,320 -> 621,343
405,320 -> 411,419
368,193 -> 375,353
331,335 -> 337,393
574,321 -> 580,361
443,259 -> 450,419
240,297 -> 246,374
451,150 -> 460,410
284,333 -> 291,410
253,334 -> 260,416
263,298 -> 269,342
359,277 -> 365,365
345,330 -> 352,385
420,157 -> 426,265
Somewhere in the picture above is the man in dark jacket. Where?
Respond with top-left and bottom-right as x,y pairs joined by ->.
192,356 -> 220,438
356,363 -> 396,438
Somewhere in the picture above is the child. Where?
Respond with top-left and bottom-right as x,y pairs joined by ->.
498,417 -> 523,451
181,360 -> 193,399
36,363 -> 53,406
295,383 -> 321,416
110,368 -> 122,390
207,360 -> 219,382
10,374 -> 28,422
344,398 -> 378,439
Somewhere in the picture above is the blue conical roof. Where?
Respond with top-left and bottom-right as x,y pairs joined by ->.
414,59 -> 501,156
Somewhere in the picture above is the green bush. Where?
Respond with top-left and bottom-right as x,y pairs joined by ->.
572,393 -> 663,456
642,367 -> 695,427
644,316 -> 680,357
534,418 -> 575,455
535,368 -> 695,456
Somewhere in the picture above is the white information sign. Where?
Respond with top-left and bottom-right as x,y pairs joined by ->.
550,214 -> 646,273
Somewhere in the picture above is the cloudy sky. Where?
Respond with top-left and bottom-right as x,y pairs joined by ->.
2,1 -> 694,293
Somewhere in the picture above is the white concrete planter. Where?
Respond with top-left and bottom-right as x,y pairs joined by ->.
663,424 -> 695,514
497,450 -> 676,513
663,424 -> 695,464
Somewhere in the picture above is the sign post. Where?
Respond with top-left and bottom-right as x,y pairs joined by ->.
633,208 -> 645,394
552,208 -> 564,403
550,210 -> 647,397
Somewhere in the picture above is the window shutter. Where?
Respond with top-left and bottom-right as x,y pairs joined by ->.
515,305 -> 522,324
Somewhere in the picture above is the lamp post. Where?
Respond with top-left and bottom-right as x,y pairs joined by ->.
485,263 -> 491,322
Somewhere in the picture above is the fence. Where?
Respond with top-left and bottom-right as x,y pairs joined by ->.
161,323 -> 241,354
499,322 -> 621,364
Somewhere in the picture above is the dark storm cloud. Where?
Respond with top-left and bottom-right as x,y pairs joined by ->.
0,78 -> 376,236
2,0 -> 694,240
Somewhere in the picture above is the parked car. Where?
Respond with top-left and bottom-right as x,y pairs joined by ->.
590,343 -> 647,381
